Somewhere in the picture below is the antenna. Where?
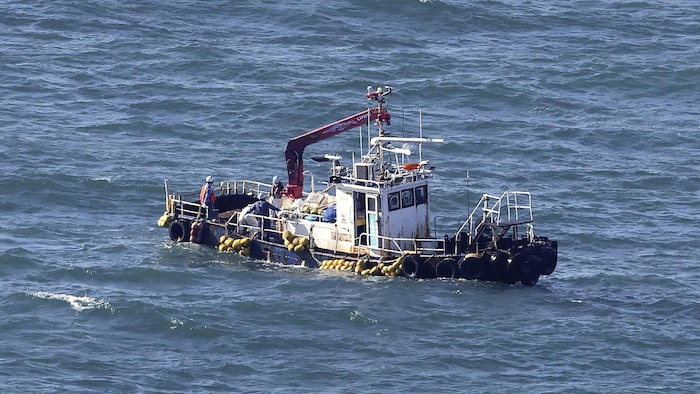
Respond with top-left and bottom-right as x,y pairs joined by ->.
466,168 -> 470,229
359,125 -> 363,156
419,108 -> 423,163
402,107 -> 405,136
467,168 -> 472,212
367,118 -> 371,156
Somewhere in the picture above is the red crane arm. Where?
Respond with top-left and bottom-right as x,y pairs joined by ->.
284,107 -> 390,198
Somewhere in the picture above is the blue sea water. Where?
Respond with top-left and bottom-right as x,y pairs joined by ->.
1,0 -> 699,392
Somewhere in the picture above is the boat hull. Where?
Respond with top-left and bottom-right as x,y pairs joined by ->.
166,215 -> 557,286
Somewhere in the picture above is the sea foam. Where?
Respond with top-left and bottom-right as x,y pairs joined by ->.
31,291 -> 112,312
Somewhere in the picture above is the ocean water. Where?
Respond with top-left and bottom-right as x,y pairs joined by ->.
1,0 -> 699,392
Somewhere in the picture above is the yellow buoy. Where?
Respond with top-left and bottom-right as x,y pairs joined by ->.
157,213 -> 171,227
355,259 -> 364,274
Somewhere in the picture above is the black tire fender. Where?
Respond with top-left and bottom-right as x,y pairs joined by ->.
169,220 -> 190,242
520,255 -> 543,286
401,254 -> 434,278
539,244 -> 557,275
458,253 -> 483,280
435,258 -> 458,278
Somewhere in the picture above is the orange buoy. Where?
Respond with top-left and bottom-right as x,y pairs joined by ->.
402,162 -> 420,170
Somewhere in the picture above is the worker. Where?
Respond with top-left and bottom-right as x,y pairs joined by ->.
238,194 -> 280,232
251,194 -> 280,218
200,176 -> 217,219
271,176 -> 284,198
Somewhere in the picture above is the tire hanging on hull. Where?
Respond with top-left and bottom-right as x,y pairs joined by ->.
435,258 -> 458,278
520,255 -> 543,286
539,243 -> 558,275
492,252 -> 510,279
458,253 -> 484,280
401,254 -> 434,279
169,220 -> 190,242
503,253 -> 524,285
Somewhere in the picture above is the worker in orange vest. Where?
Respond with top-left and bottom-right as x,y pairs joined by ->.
200,176 -> 217,219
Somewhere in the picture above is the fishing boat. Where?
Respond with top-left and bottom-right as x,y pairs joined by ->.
157,86 -> 558,286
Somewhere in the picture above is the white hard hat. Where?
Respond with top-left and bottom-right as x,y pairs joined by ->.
206,176 -> 214,183
272,176 -> 279,184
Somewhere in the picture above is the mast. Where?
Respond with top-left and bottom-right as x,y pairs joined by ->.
283,86 -> 392,198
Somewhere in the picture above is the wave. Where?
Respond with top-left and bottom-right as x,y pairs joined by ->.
29,291 -> 112,312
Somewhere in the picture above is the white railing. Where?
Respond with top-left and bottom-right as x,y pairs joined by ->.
218,180 -> 272,198
454,191 -> 534,239
355,232 -> 443,257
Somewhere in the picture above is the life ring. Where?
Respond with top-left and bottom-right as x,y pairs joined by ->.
402,162 -> 420,170
169,220 -> 190,242
435,258 -> 458,278
401,190 -> 413,207
388,193 -> 400,210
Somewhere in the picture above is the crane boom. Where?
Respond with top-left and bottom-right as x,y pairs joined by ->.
284,87 -> 391,198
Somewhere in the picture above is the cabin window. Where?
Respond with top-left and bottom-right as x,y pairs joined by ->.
367,196 -> 377,212
401,189 -> 414,208
354,192 -> 366,211
388,192 -> 400,211
415,185 -> 428,205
